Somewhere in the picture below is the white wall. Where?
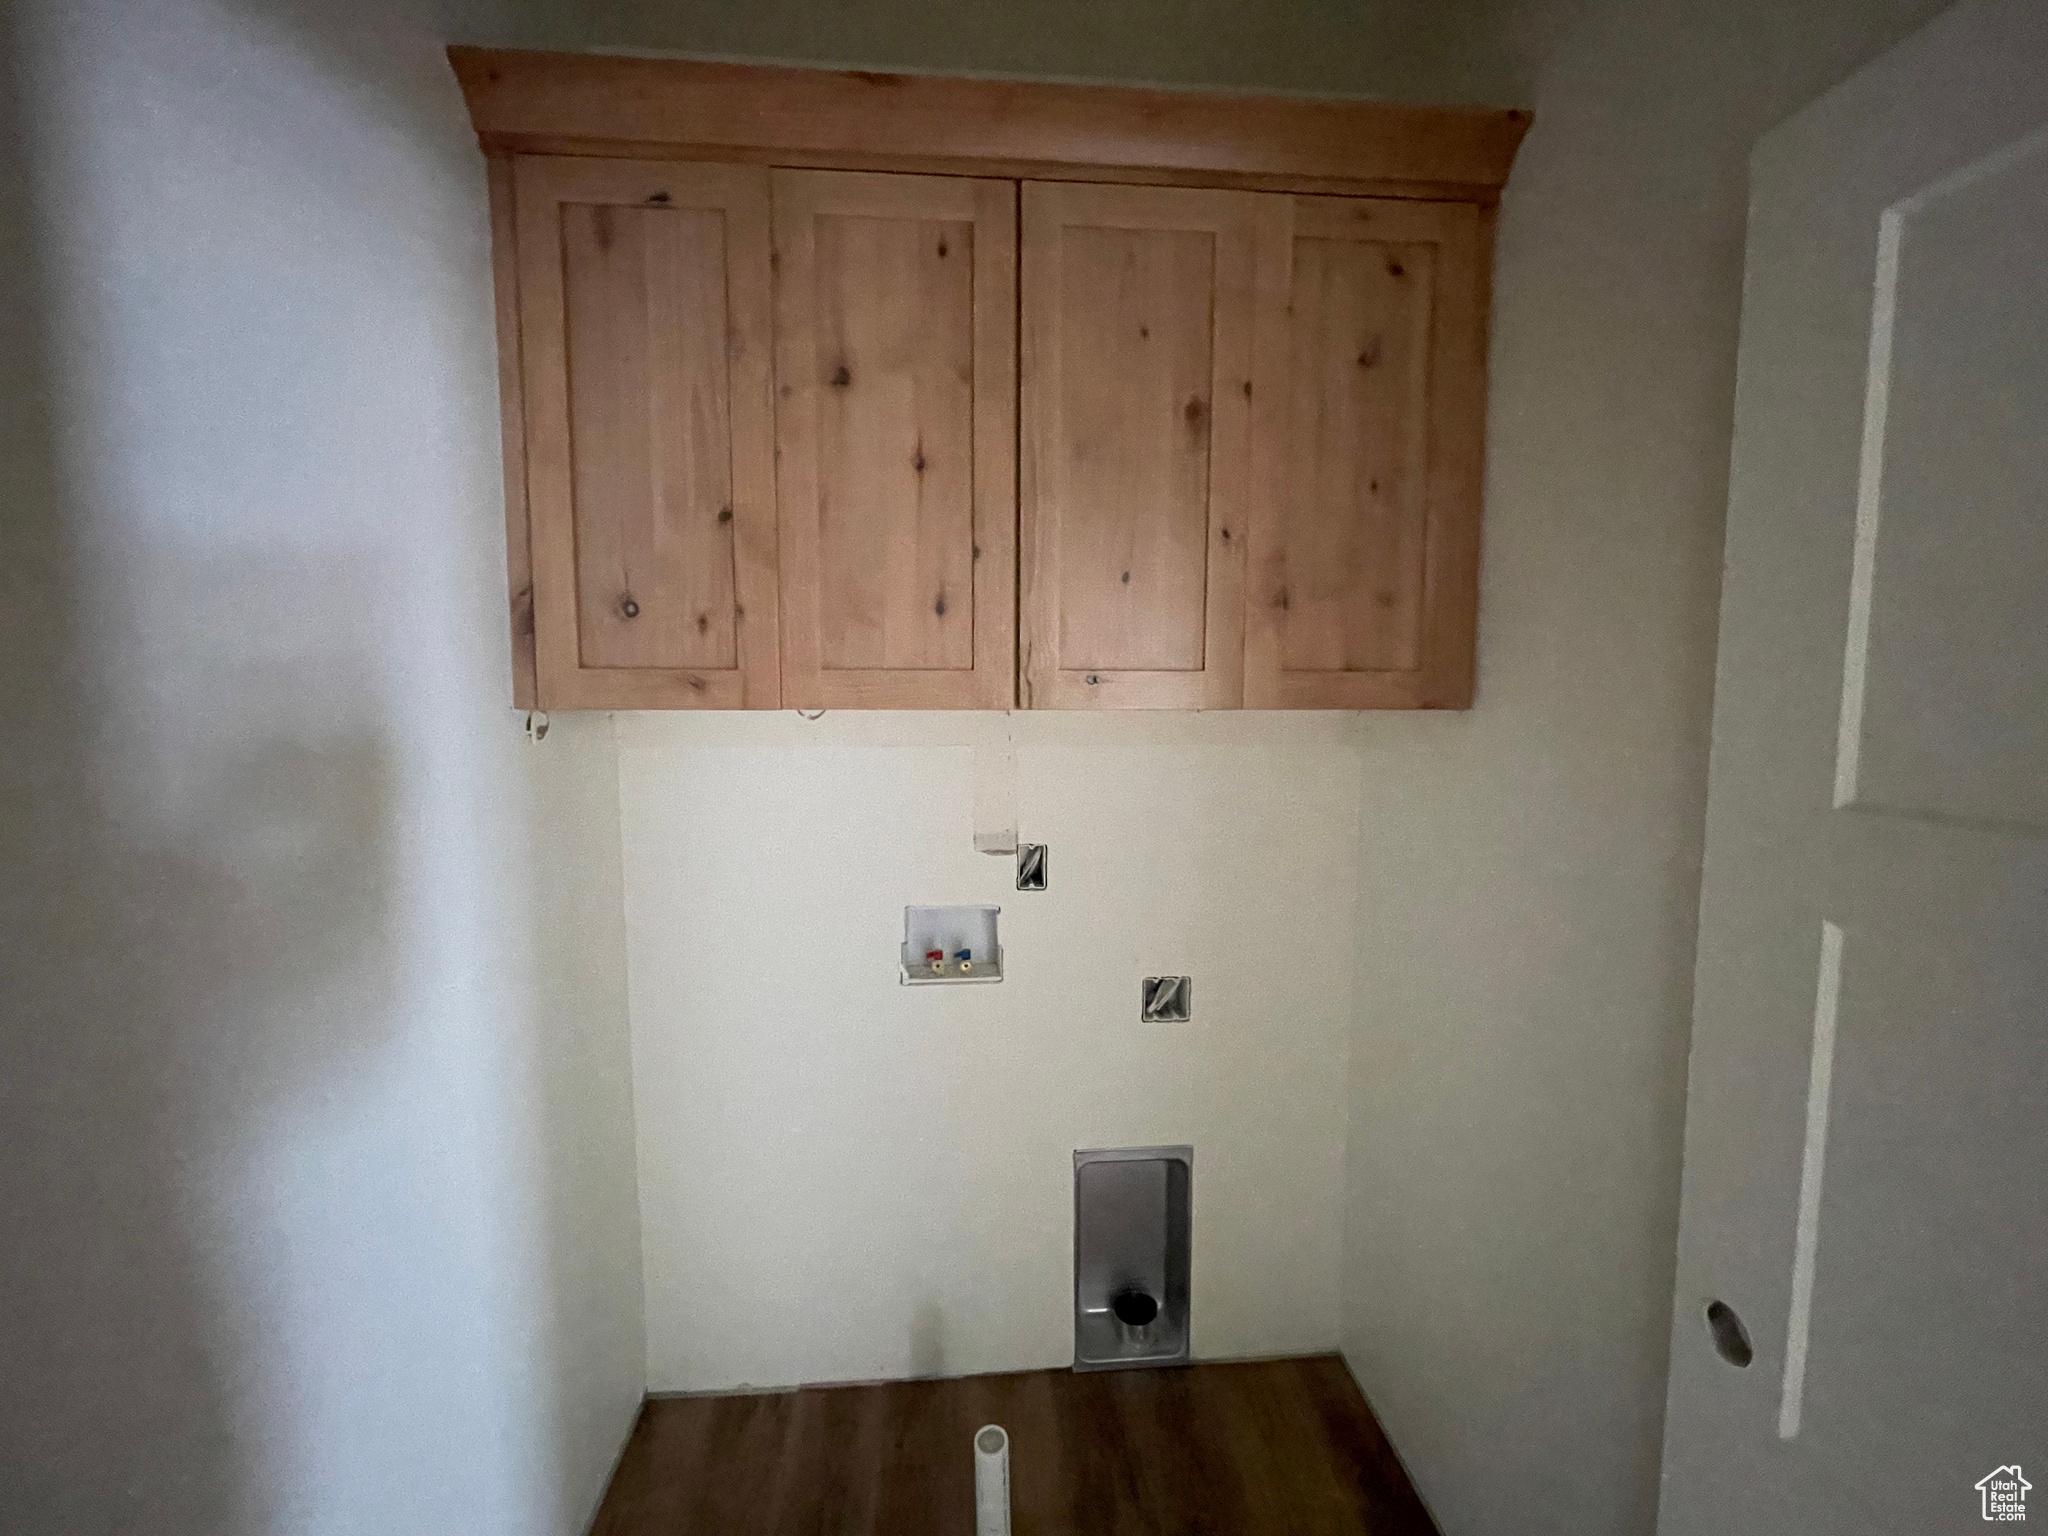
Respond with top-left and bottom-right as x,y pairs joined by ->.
619,712 -> 1358,1390
0,2 -> 643,1532
1337,3 -> 1954,1536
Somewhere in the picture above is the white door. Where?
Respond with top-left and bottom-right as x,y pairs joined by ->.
1658,0 -> 2048,1531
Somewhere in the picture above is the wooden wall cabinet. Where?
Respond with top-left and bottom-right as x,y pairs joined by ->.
459,50 -> 1526,711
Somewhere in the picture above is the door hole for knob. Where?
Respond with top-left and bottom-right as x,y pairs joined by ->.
1705,1299 -> 1753,1368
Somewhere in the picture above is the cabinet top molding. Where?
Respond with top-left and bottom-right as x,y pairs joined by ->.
446,48 -> 1530,199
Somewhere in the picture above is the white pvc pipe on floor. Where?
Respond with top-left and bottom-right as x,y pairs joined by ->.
973,1424 -> 1010,1536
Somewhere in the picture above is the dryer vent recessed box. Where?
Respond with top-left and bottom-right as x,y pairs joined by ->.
1073,1145 -> 1192,1370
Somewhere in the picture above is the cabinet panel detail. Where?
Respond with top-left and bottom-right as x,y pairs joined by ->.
1247,195 -> 1487,708
1021,181 -> 1255,710
773,170 -> 1016,709
514,156 -> 780,709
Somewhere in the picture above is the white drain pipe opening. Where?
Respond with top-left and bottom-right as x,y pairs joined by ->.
973,1424 -> 1010,1536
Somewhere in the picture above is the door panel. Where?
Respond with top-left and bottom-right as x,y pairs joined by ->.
1838,131 -> 2048,830
772,170 -> 1016,709
1659,2 -> 2047,1531
1021,182 -> 1253,709
1245,196 -> 1485,708
514,157 -> 779,708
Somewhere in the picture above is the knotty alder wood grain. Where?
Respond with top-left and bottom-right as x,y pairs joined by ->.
486,156 -> 537,710
449,48 -> 1530,200
772,170 -> 1016,708
1020,181 -> 1253,709
1245,195 -> 1488,708
589,1355 -> 1440,1536
513,157 -> 780,709
563,203 -> 736,672
461,59 -> 1523,713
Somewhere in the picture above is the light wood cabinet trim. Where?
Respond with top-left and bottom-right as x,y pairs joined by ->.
1419,200 -> 1488,709
513,155 -> 781,709
479,141 -> 1508,205
487,155 -> 538,709
1245,193 -> 1487,708
1020,181 -> 1253,710
449,49 -> 1529,198
970,180 -> 1021,711
771,170 -> 1016,709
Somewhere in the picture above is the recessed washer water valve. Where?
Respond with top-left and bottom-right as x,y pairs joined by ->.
901,906 -> 1003,985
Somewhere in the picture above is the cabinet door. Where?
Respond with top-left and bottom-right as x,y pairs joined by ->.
513,157 -> 780,709
1245,195 -> 1487,708
1020,182 -> 1256,709
772,171 -> 1016,709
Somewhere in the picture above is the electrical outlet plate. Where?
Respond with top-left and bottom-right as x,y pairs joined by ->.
1141,976 -> 1191,1021
1016,843 -> 1048,891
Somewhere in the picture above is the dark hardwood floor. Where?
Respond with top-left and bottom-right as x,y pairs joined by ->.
590,1354 -> 1439,1536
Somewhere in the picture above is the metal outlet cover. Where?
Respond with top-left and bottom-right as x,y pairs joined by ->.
1016,843 -> 1048,891
1141,976 -> 1191,1021
1072,1145 -> 1192,1370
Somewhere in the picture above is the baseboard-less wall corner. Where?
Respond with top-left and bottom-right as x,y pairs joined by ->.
582,1404 -> 645,1536
1337,1348 -> 1446,1536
